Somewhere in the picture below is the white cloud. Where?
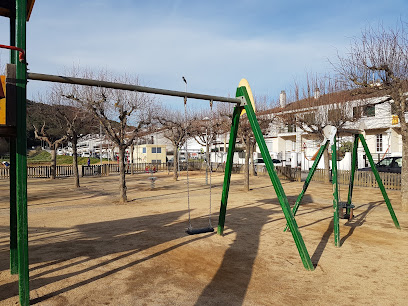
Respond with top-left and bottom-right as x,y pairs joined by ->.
2,0 -> 407,109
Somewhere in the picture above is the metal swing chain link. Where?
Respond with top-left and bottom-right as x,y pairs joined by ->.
208,100 -> 213,228
184,97 -> 192,230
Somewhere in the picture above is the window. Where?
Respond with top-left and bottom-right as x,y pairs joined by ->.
152,160 -> 161,164
303,113 -> 315,122
152,147 -> 161,153
378,157 -> 393,167
142,147 -> 146,153
353,106 -> 362,119
391,103 -> 398,115
328,108 -> 341,123
363,105 -> 375,117
287,124 -> 296,133
376,134 -> 383,152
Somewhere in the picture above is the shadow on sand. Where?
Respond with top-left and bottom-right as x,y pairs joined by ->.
0,209 -> 214,304
195,205 -> 273,305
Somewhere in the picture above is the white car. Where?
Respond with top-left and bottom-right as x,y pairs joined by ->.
254,158 -> 282,169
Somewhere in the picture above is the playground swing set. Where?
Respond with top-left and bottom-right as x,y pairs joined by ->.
184,99 -> 215,235
283,126 -> 400,247
0,1 -> 401,305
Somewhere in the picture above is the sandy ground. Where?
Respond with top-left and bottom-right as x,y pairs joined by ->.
0,170 -> 407,306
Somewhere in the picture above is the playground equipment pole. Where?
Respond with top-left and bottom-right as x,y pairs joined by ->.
27,72 -> 240,104
217,105 -> 242,235
346,134 -> 359,217
358,134 -> 400,229
9,14 -> 18,276
16,0 -> 30,304
283,140 -> 329,232
235,87 -> 314,270
332,135 -> 340,247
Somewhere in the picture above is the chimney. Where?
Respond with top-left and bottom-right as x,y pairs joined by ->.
314,88 -> 320,99
279,90 -> 286,108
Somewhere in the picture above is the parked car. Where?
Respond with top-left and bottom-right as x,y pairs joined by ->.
359,156 -> 402,173
167,157 -> 187,170
253,158 -> 282,170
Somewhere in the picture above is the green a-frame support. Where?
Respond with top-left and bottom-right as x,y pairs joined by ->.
217,86 -> 315,271
1,1 -> 31,305
283,132 -> 400,248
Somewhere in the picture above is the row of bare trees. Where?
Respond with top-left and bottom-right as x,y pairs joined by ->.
24,21 -> 408,210
276,22 -> 408,210
29,70 -> 273,203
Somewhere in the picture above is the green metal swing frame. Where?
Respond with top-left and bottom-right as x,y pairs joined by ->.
1,1 -> 30,305
283,133 -> 400,248
217,86 -> 315,270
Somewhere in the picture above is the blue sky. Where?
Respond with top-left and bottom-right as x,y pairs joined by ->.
1,0 -> 408,109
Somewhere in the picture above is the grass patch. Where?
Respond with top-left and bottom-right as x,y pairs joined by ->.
27,150 -> 104,165
29,150 -> 51,161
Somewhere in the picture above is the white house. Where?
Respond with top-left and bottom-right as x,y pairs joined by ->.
259,90 -> 405,171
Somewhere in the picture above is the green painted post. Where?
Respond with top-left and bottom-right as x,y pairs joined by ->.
332,135 -> 340,247
16,0 -> 30,304
358,134 -> 400,229
10,137 -> 18,274
346,134 -> 359,216
217,105 -> 243,235
241,87 -> 314,271
283,140 -> 329,232
9,16 -> 18,275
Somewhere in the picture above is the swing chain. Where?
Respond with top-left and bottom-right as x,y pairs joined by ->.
208,99 -> 214,228
184,98 -> 192,230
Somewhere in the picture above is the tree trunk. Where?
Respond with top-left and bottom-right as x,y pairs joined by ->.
323,148 -> 330,184
72,135 -> 80,188
401,129 -> 408,211
173,144 -> 179,181
244,141 -> 250,191
51,146 -> 57,179
250,142 -> 257,176
118,146 -> 127,203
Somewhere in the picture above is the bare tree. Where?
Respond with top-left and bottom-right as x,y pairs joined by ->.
279,74 -> 364,183
33,121 -> 67,179
218,98 -> 273,191
54,100 -> 98,188
27,99 -> 68,179
189,107 -> 226,184
51,68 -> 101,187
333,22 -> 408,210
66,72 -> 156,203
155,106 -> 192,181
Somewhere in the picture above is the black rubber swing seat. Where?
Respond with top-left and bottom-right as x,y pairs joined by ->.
186,227 -> 214,235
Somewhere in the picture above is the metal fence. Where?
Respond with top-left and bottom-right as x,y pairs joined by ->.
311,169 -> 401,190
0,163 -> 402,190
256,165 -> 301,181
0,167 -> 9,179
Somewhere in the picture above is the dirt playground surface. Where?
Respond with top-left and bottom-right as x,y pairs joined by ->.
0,171 -> 407,305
